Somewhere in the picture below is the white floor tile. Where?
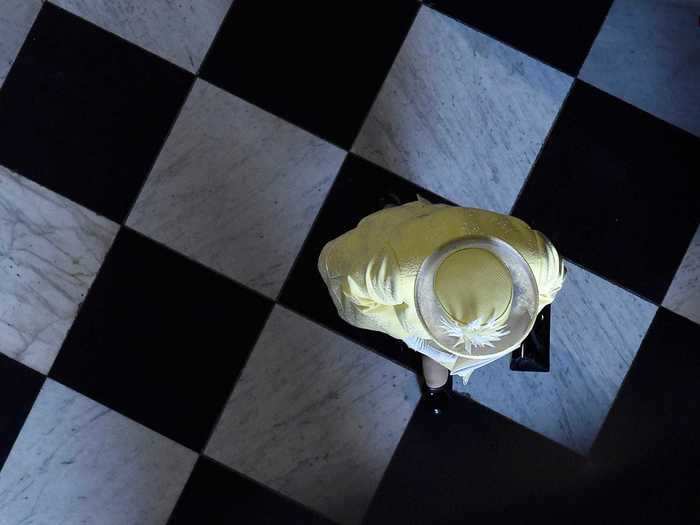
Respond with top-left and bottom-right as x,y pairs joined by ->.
0,380 -> 197,525
580,0 -> 700,137
206,306 -> 421,525
352,6 -> 572,213
0,167 -> 118,373
663,225 -> 700,324
127,79 -> 345,298
0,0 -> 42,87
455,260 -> 658,455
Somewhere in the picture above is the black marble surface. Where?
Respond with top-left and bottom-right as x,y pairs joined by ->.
50,227 -> 274,451
591,307 -> 700,470
364,392 -> 589,524
0,354 -> 44,471
512,80 -> 700,305
0,3 -> 193,223
201,0 -> 420,149
168,457 -> 334,524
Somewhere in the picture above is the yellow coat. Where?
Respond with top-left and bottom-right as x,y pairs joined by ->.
318,200 -> 565,367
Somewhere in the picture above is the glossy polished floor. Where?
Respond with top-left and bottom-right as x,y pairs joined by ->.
0,1 -> 698,523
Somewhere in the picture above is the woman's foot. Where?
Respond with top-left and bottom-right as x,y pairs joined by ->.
422,374 -> 452,416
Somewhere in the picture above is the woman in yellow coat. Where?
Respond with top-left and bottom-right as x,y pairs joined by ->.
318,198 -> 567,400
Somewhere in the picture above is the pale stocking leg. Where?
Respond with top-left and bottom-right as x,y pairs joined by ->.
421,355 -> 449,389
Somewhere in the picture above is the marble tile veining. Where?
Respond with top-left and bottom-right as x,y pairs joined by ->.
663,225 -> 700,324
580,0 -> 700,138
0,0 -> 42,87
205,305 -> 421,525
0,166 -> 118,373
50,0 -> 233,72
352,6 -> 572,213
0,379 -> 197,524
127,79 -> 345,299
454,260 -> 658,455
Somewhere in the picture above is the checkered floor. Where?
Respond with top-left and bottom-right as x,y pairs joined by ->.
0,1 -> 698,524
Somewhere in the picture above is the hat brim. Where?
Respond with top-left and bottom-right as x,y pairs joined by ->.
414,235 -> 539,358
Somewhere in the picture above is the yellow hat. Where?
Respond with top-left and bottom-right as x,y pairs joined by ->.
414,236 -> 539,358
433,248 -> 513,326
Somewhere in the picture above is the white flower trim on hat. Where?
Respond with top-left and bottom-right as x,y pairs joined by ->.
439,313 -> 511,356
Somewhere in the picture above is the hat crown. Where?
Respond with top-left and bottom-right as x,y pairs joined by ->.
414,235 -> 539,358
433,248 -> 514,326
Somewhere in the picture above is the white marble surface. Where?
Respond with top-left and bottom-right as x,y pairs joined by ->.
0,380 -> 197,524
352,6 -> 572,213
128,79 -> 344,299
0,167 -> 118,373
0,0 -> 42,87
206,306 -> 421,525
663,225 -> 700,324
580,0 -> 700,137
454,260 -> 658,455
50,0 -> 232,72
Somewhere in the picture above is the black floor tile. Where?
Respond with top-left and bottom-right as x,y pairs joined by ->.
424,0 -> 612,76
0,355 -> 44,471
591,307 -> 700,470
363,394 -> 589,524
278,154 -> 451,372
585,309 -> 700,522
168,456 -> 334,524
199,0 -> 420,149
579,458 -> 700,524
0,3 -> 193,223
49,227 -> 273,451
512,80 -> 700,304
